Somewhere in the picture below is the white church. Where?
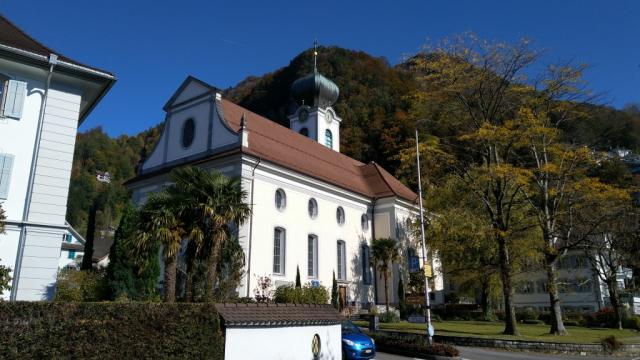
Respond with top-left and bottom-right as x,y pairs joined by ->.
126,64 -> 444,308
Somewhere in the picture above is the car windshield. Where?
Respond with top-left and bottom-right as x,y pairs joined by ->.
341,321 -> 361,334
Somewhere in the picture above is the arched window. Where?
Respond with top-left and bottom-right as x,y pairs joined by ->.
275,188 -> 286,211
337,240 -> 346,281
361,244 -> 371,285
325,129 -> 333,148
336,206 -> 345,225
308,198 -> 318,219
361,214 -> 369,231
182,118 -> 195,148
300,127 -> 309,137
308,234 -> 318,278
273,227 -> 286,275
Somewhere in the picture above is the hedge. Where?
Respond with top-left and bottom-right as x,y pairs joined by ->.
0,302 -> 223,359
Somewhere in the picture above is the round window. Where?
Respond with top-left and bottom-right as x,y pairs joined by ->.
336,207 -> 345,225
275,189 -> 286,211
361,214 -> 369,231
182,118 -> 195,148
308,198 -> 318,219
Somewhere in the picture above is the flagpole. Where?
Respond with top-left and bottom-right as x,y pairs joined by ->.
415,128 -> 434,345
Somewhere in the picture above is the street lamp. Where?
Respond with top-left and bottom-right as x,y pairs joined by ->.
415,128 -> 434,345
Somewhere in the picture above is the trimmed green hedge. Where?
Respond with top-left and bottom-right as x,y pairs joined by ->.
0,302 -> 223,359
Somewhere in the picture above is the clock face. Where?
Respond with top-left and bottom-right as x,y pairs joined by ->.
325,111 -> 333,124
299,108 -> 309,123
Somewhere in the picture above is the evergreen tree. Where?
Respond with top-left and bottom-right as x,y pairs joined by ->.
397,278 -> 407,320
295,265 -> 301,289
331,271 -> 339,310
107,203 -> 159,300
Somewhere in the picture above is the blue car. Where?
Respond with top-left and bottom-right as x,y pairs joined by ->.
341,320 -> 376,360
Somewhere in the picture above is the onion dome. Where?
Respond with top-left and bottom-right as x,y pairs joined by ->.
291,71 -> 339,108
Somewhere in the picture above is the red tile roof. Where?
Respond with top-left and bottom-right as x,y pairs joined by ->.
0,14 -> 113,76
215,303 -> 343,327
220,99 -> 418,203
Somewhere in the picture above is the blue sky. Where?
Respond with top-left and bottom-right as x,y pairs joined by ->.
3,0 -> 639,136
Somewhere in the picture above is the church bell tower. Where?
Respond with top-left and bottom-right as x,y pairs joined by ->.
288,43 -> 342,152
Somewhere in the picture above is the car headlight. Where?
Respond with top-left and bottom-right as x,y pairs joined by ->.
343,339 -> 356,347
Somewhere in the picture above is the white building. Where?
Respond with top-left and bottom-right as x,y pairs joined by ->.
126,70 -> 444,307
514,250 -> 640,314
0,16 -> 115,300
58,223 -> 85,269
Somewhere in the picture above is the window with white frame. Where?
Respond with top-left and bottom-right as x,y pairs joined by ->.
361,244 -> 371,285
273,227 -> 286,275
308,234 -> 318,278
337,240 -> 346,281
325,129 -> 333,148
0,75 -> 27,119
361,213 -> 369,231
308,198 -> 318,219
336,206 -> 345,225
275,188 -> 286,211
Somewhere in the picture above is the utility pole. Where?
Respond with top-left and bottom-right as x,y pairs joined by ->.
415,128 -> 434,344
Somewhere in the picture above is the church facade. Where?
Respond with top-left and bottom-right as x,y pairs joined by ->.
126,70 -> 444,307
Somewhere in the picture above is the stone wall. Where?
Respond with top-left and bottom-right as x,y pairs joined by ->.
369,328 -> 640,356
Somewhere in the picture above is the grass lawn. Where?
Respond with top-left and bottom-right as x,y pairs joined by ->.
353,320 -> 640,344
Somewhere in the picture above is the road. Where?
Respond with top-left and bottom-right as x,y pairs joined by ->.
376,347 -> 637,360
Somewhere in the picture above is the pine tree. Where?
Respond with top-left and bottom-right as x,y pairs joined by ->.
295,265 -> 301,289
331,271 -> 339,310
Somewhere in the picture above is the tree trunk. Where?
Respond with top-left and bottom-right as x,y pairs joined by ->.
204,240 -> 224,302
480,276 -> 490,320
498,234 -> 520,336
607,278 -> 623,330
81,203 -> 97,271
164,253 -> 177,303
384,270 -> 390,313
184,242 -> 197,302
544,255 -> 567,335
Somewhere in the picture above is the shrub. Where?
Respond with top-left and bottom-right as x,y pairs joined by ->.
379,311 -> 400,323
0,302 -> 223,359
623,315 -> 640,330
55,269 -> 108,302
516,307 -> 539,322
522,319 -> 544,325
273,284 -> 329,304
371,334 -> 459,357
587,307 -> 618,328
601,335 -> 623,354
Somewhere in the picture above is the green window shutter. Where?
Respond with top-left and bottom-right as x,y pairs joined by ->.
3,80 -> 27,119
0,154 -> 14,199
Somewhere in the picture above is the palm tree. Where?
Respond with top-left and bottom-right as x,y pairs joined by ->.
134,192 -> 184,303
168,167 -> 250,302
371,238 -> 400,312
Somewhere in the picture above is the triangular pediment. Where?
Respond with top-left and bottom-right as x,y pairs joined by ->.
163,76 -> 218,111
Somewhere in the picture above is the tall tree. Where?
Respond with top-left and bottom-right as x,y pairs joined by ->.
167,167 -> 250,302
576,185 -> 636,329
134,193 -> 184,302
107,203 -> 159,300
371,238 -> 400,313
408,34 -> 542,335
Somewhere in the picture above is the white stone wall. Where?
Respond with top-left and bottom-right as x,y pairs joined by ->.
224,324 -> 341,360
241,158 -> 374,304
